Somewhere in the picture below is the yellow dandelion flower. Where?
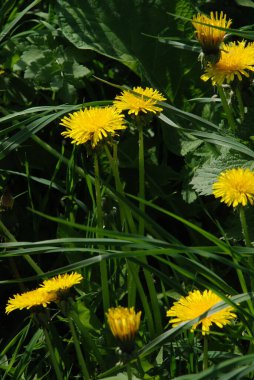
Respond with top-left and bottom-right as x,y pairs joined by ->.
192,12 -> 232,56
6,288 -> 57,314
212,167 -> 254,207
106,306 -> 141,352
167,289 -> 236,335
60,106 -> 126,148
201,40 -> 254,85
113,87 -> 166,116
40,272 -> 83,293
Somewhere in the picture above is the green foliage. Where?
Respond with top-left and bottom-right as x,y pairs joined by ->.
191,153 -> 254,196
2,0 -> 254,379
14,39 -> 90,102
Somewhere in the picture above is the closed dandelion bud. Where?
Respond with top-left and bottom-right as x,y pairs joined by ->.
192,11 -> 232,65
106,306 -> 141,353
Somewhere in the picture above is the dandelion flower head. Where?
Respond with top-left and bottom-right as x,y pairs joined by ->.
41,272 -> 83,293
113,87 -> 166,116
167,289 -> 236,335
106,306 -> 141,343
201,40 -> 254,85
60,106 -> 126,148
192,12 -> 231,54
212,167 -> 254,207
6,288 -> 57,314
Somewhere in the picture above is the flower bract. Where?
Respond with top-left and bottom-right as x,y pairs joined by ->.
106,306 -> 141,352
213,167 -> 254,207
167,289 -> 236,335
60,107 -> 126,148
201,41 -> 254,85
40,272 -> 83,293
113,87 -> 166,116
192,12 -> 231,55
6,288 -> 57,314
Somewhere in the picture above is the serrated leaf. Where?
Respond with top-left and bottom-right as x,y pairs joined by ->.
72,61 -> 90,78
190,155 -> 254,196
181,137 -> 203,156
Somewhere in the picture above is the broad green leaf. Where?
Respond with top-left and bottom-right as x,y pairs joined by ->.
55,0 -> 196,97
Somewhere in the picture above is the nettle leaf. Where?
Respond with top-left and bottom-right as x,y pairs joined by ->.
13,40 -> 90,102
180,136 -> 203,156
190,154 -> 254,196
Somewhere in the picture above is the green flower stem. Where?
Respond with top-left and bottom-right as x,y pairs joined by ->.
69,307 -> 105,370
217,86 -> 237,132
68,317 -> 90,379
0,218 -> 43,275
239,205 -> 254,318
104,144 -> 136,233
104,144 -> 138,308
127,363 -> 132,380
239,206 -> 251,248
203,335 -> 209,370
230,205 -> 254,314
94,151 -> 110,312
138,124 -> 145,235
43,326 -> 64,380
138,121 -> 162,335
235,85 -> 245,122
232,252 -> 254,318
138,122 -> 162,334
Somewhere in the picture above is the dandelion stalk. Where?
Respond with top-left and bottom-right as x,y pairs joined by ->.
138,122 -> 145,235
239,205 -> 251,247
217,86 -> 237,132
42,324 -> 64,380
94,151 -> 110,312
104,144 -> 138,308
104,144 -> 136,233
239,205 -> 254,318
235,85 -> 245,122
68,317 -> 90,379
127,363 -> 133,380
69,307 -> 105,370
137,121 -> 163,334
203,335 -> 209,370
